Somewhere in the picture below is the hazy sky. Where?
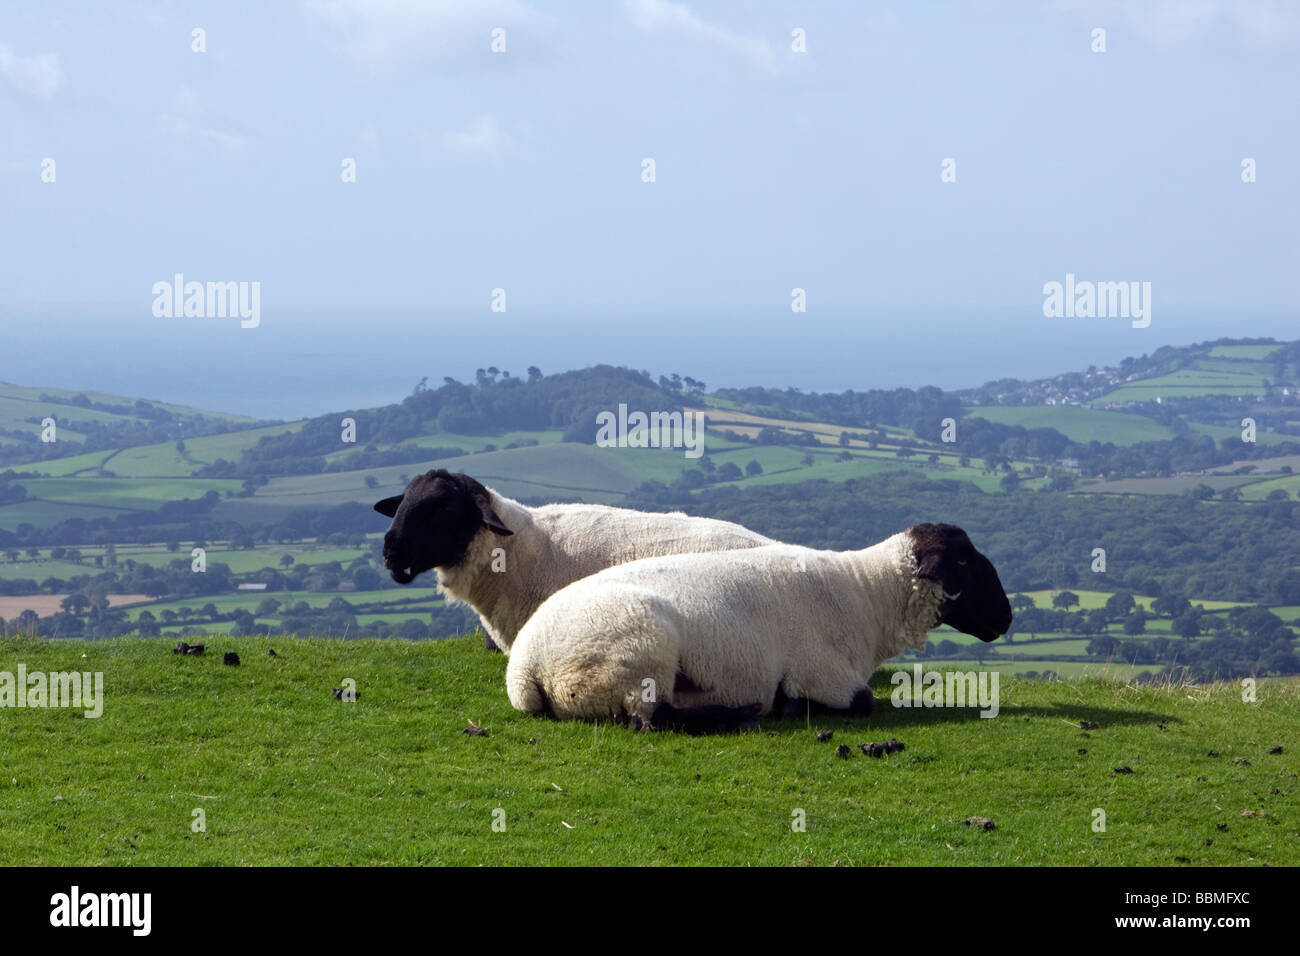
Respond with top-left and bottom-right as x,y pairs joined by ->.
2,1 -> 1297,416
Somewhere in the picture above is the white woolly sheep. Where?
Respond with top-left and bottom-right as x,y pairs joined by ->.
373,469 -> 774,651
505,523 -> 1013,733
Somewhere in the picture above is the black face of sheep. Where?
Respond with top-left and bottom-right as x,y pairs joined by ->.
374,470 -> 513,584
908,523 -> 1013,643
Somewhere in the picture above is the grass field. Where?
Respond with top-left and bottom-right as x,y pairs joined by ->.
0,383 -> 258,455
33,422 -> 306,478
2,635 -> 1295,865
0,382 -> 256,424
0,499 -> 135,532
1235,473 -> 1300,501
964,406 -> 1175,444
0,394 -> 138,432
1095,370 -> 1270,406
18,477 -> 244,511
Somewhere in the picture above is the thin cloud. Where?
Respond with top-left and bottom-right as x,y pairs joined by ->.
300,0 -> 539,76
442,115 -> 510,165
1053,0 -> 1300,50
0,41 -> 64,102
161,87 -> 248,154
625,0 -> 782,76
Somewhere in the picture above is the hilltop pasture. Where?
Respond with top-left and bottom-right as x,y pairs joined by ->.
2,635 -> 1296,866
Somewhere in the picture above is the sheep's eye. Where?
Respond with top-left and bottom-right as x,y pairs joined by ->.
957,559 -> 968,566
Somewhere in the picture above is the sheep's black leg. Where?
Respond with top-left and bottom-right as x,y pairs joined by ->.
772,686 -> 805,718
773,686 -> 874,718
649,701 -> 762,735
484,633 -> 500,652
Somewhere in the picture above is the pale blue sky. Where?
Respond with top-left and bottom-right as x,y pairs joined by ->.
1,1 -> 1297,416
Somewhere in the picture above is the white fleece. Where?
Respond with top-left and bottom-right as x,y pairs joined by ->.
505,533 -> 946,723
437,489 -> 774,651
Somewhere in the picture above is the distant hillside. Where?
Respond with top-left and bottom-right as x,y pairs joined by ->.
2,340 -> 1298,670
961,337 -> 1298,410
0,381 -> 267,468
3,337 -> 1300,544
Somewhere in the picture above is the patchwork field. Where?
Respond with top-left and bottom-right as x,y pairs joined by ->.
0,382 -> 255,425
33,422 -> 307,478
964,406 -> 1175,444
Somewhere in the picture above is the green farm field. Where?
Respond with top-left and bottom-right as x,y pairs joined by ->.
964,406 -> 1175,444
32,422 -> 306,478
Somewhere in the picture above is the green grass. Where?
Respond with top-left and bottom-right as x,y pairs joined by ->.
29,423 -> 306,477
0,382 -> 255,424
17,477 -> 244,511
0,395 -> 143,433
0,559 -> 99,581
0,477 -> 245,530
2,635 -> 1296,865
0,384 -> 258,457
1235,473 -> 1300,501
1096,365 -> 1272,403
223,443 -> 650,518
965,406 -> 1175,445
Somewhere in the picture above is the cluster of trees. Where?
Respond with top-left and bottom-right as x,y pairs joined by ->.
0,475 -> 28,506
1090,606 -> 1300,679
647,472 -> 1300,604
41,393 -> 175,422
1007,591 -> 1203,640
922,595 -> 1298,680
1163,629 -> 1300,680
194,366 -> 687,477
713,384 -> 960,430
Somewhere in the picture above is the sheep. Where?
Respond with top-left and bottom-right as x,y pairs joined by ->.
505,523 -> 1013,734
373,469 -> 774,652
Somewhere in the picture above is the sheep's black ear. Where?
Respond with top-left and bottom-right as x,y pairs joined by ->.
456,472 -> 513,536
916,551 -> 946,581
479,501 -> 513,537
373,495 -> 403,518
